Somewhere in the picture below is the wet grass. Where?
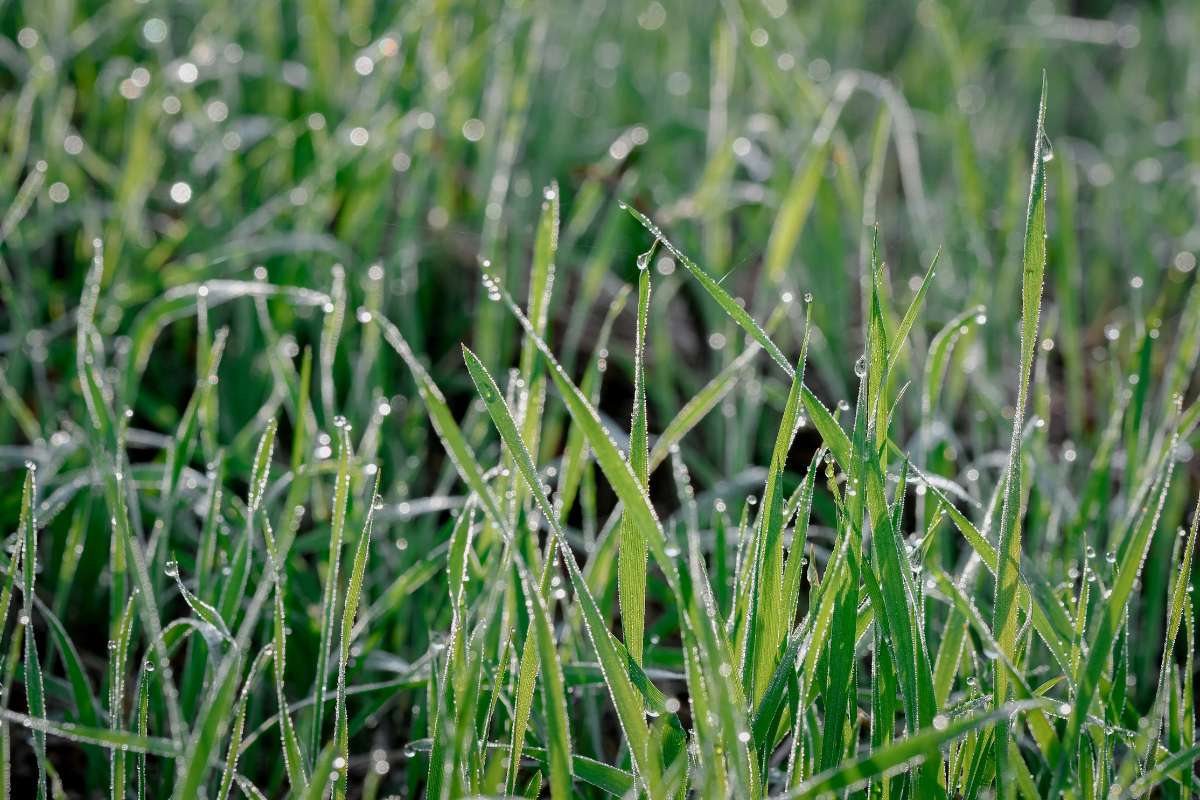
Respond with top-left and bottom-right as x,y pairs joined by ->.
1,1 -> 1199,798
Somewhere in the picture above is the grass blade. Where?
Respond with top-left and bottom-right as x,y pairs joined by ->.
992,76 -> 1049,795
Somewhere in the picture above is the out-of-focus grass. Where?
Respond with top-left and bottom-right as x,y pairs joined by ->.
0,0 -> 1198,797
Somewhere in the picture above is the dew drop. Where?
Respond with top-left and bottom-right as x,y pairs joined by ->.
854,354 -> 867,378
1040,131 -> 1055,163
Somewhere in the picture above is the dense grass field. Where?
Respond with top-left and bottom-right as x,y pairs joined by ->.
1,0 -> 1199,797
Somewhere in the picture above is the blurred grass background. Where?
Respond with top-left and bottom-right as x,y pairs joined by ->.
1,0 -> 1199,794
2,0 -> 1197,436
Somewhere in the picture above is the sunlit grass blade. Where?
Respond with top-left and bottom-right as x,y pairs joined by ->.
373,312 -> 511,537
992,81 -> 1049,793
462,345 -> 666,796
742,337 -> 808,704
623,203 -> 792,376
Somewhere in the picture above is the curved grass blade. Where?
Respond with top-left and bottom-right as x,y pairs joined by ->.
462,347 -> 577,797
622,203 -> 792,377
216,646 -> 274,800
373,313 -> 510,539
0,711 -> 180,758
32,598 -> 101,729
783,701 -> 1040,799
463,345 -> 670,796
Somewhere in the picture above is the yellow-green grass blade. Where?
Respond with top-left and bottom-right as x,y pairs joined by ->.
623,203 -> 792,377
462,348 -> 575,797
992,79 -> 1049,798
373,312 -> 511,540
516,181 -> 559,460
741,341 -> 808,705
463,344 -> 678,797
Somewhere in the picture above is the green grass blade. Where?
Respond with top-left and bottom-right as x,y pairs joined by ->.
261,519 -> 308,792
785,701 -> 1040,799
623,203 -> 792,377
0,711 -> 180,758
309,421 -> 351,763
333,474 -> 380,800
992,79 -> 1049,773
1051,452 -> 1177,795
742,339 -> 808,704
618,265 -> 651,665
217,646 -> 273,800
462,345 -> 667,795
20,467 -> 48,799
